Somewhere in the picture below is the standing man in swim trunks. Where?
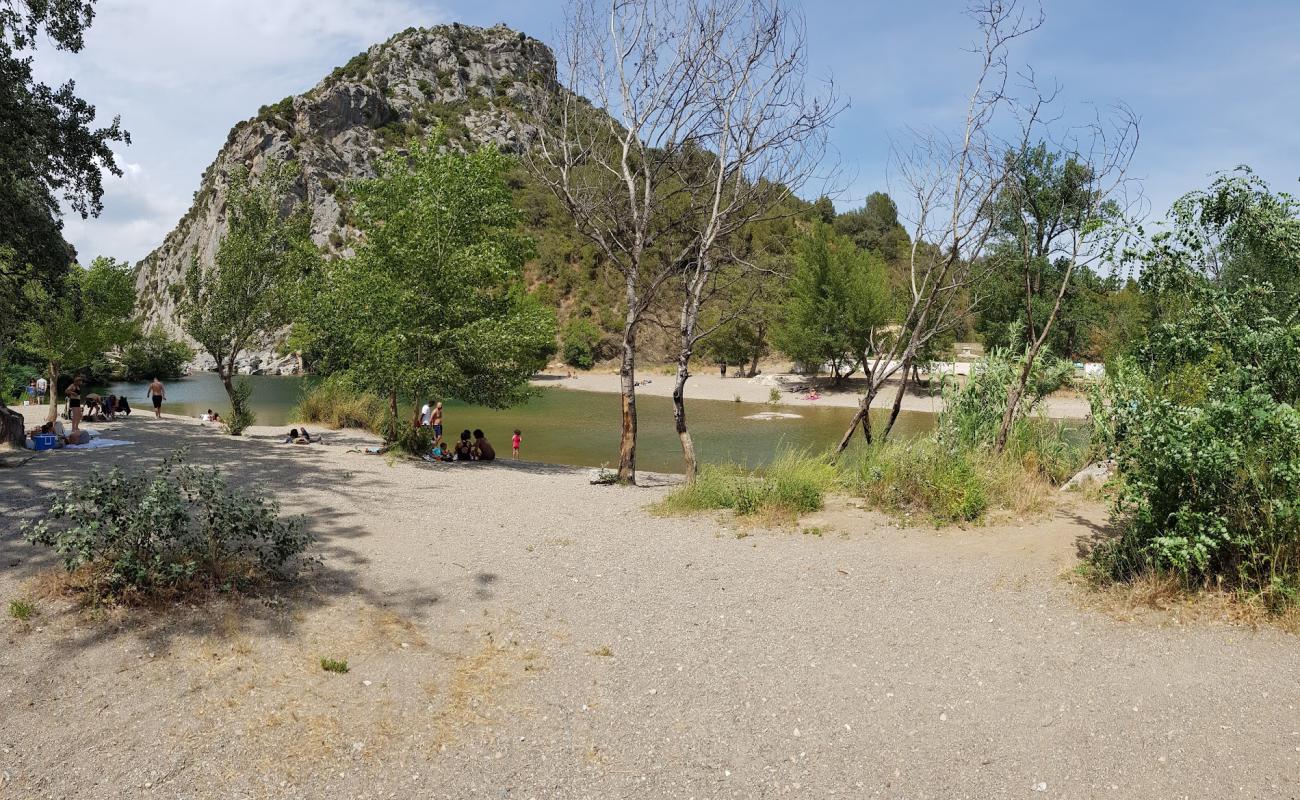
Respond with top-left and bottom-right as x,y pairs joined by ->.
431,401 -> 444,444
146,377 -> 166,419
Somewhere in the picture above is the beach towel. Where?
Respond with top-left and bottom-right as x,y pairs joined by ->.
65,438 -> 135,450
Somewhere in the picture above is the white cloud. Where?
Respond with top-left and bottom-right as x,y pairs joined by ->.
34,0 -> 446,263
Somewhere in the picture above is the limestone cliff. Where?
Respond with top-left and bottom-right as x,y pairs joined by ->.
134,23 -> 558,374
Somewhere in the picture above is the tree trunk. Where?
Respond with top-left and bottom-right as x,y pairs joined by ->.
672,354 -> 697,483
835,381 -> 881,453
746,348 -> 760,378
45,363 -> 59,423
617,328 -> 638,484
388,388 -> 400,441
0,399 -> 24,448
883,357 -> 913,440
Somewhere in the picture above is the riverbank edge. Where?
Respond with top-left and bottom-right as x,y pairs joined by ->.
531,370 -> 1093,420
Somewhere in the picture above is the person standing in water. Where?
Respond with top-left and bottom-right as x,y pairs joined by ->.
146,377 -> 166,419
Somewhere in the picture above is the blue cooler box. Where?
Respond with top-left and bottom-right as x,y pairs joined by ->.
33,433 -> 56,451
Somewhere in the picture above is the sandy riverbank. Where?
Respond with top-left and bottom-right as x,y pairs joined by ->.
2,410 -> 1296,798
534,369 -> 1094,419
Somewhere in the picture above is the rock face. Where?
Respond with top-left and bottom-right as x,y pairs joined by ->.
134,23 -> 557,374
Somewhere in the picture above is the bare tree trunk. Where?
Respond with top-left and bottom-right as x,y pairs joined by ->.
45,363 -> 59,423
836,381 -> 882,453
883,356 -> 914,439
617,326 -> 638,484
746,348 -> 760,378
671,354 -> 697,483
994,261 -> 1075,453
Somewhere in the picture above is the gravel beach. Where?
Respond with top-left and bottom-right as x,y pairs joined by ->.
1,408 -> 1296,799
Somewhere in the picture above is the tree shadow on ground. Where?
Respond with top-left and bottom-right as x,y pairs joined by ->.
0,417 -> 496,657
1068,509 -> 1119,560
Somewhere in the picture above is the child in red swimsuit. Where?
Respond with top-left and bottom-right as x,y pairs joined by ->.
511,429 -> 521,459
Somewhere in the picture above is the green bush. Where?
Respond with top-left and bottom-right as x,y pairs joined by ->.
1087,173 -> 1300,605
293,378 -> 388,431
116,330 -> 195,381
561,317 -> 602,370
22,452 -> 311,601
320,657 -> 349,674
223,379 -> 257,436
658,451 -> 835,519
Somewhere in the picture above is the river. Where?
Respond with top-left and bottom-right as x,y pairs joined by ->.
101,372 -> 937,474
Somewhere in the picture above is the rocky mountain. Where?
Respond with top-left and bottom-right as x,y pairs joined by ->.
134,23 -> 561,374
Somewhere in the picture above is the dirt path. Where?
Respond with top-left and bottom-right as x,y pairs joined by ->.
1,414 -> 1296,798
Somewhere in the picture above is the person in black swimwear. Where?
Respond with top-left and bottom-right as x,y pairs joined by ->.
65,376 -> 84,432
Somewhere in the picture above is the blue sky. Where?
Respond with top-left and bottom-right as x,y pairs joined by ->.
38,0 -> 1300,264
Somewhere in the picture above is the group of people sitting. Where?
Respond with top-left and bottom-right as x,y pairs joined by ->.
427,429 -> 502,462
24,419 -> 91,448
81,393 -> 131,421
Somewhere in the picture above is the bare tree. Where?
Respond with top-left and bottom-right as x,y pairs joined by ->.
529,0 -> 836,484
990,107 -> 1139,452
836,0 -> 1043,452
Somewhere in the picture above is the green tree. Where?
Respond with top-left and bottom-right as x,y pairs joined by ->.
301,135 -> 555,438
772,224 -> 891,385
0,0 -> 128,444
21,256 -> 136,420
116,329 -> 195,381
180,161 -> 318,435
561,317 -> 603,370
833,192 -> 911,265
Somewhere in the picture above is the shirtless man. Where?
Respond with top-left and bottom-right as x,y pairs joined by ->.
146,377 -> 166,419
430,401 -> 444,443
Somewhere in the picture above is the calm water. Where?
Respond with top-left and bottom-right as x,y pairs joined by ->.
102,372 -> 936,474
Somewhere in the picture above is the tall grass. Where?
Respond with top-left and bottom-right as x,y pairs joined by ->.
656,450 -> 837,521
657,337 -> 1090,528
293,379 -> 389,431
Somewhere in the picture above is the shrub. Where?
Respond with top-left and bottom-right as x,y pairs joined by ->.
561,317 -> 602,370
320,657 -> 349,674
8,598 -> 35,620
839,436 -> 1064,526
1086,175 -> 1300,604
293,379 -> 388,431
22,452 -> 311,602
657,451 -> 835,520
223,379 -> 257,436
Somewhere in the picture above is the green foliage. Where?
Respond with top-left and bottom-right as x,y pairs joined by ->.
320,657 -> 349,674
561,317 -> 602,369
293,378 -> 388,431
772,224 -> 891,381
0,2 -> 130,345
22,453 -> 311,602
300,133 -> 556,442
976,144 -> 1121,359
20,256 -> 137,387
116,330 -> 194,381
223,379 -> 256,436
657,451 -> 836,519
938,328 -> 1074,454
181,160 -> 319,413
1090,172 -> 1300,602
832,192 -> 911,265
8,598 -> 35,621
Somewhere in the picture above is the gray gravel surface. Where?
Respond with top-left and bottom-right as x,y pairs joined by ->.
2,414 -> 1298,799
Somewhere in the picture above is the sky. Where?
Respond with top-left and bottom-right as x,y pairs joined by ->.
33,0 -> 1300,265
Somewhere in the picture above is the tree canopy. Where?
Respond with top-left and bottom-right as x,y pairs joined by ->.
301,135 -> 555,427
